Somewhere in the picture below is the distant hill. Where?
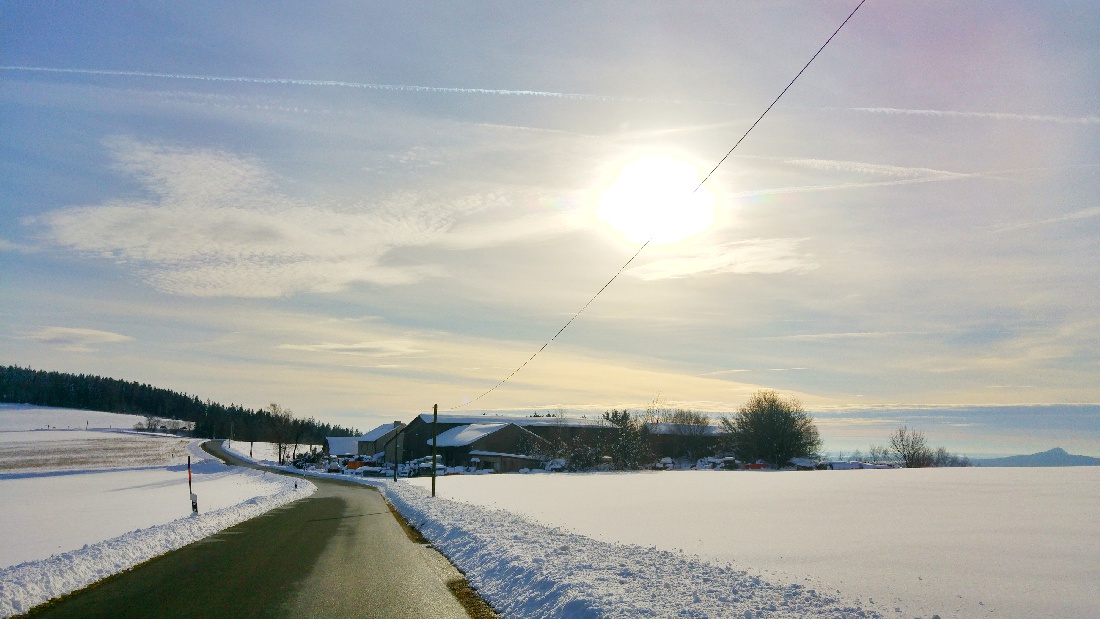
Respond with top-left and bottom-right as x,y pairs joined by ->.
974,447 -> 1100,467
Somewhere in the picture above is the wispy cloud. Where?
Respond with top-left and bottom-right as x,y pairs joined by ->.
34,138 -> 502,297
432,210 -> 582,250
845,106 -> 1100,125
631,238 -> 816,280
278,340 -> 425,357
990,206 -> 1100,233
473,123 -> 597,138
27,327 -> 132,352
766,331 -> 911,341
0,238 -> 38,253
706,368 -> 808,375
730,157 -> 972,198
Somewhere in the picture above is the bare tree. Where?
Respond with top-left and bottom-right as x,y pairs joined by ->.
134,415 -> 163,432
266,403 -> 294,465
868,444 -> 891,464
931,446 -> 972,467
890,426 -> 933,468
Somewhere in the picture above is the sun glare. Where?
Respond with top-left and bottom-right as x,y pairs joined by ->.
597,156 -> 714,244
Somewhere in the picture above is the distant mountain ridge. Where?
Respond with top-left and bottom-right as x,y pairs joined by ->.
974,447 -> 1100,467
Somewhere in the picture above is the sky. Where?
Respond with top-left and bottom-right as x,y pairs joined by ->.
2,1 -> 1098,456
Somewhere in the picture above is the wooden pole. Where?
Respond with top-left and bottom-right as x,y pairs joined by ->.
431,404 -> 438,497
188,456 -> 197,514
394,436 -> 400,482
381,423 -> 407,482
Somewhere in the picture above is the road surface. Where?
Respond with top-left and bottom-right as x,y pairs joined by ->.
24,441 -> 479,619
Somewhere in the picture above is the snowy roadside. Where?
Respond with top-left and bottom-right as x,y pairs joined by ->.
0,433 -> 315,618
273,464 -> 884,619
379,479 -> 883,619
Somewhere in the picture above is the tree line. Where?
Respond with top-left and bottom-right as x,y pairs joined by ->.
0,365 -> 359,445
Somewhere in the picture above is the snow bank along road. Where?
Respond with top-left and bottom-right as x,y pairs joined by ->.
0,406 -> 315,617
17,441 -> 472,619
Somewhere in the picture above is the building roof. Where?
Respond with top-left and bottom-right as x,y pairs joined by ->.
326,436 -> 359,455
359,422 -> 402,443
428,423 -> 511,447
415,413 -> 608,428
469,450 -> 542,461
646,423 -> 724,436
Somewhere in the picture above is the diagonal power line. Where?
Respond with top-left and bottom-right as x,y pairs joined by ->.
453,0 -> 868,409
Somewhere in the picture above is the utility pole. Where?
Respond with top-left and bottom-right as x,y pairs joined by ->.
382,425 -> 405,482
394,437 -> 401,482
431,403 -> 438,497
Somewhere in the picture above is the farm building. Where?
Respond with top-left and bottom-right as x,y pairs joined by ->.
427,422 -> 550,472
401,413 -> 615,462
357,421 -> 405,460
325,436 -> 359,457
645,423 -> 724,460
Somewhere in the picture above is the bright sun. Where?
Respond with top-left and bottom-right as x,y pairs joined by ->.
597,156 -> 714,244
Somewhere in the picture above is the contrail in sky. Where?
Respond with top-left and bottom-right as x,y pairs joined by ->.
0,65 -> 677,104
844,106 -> 1100,125
6,66 -> 1097,125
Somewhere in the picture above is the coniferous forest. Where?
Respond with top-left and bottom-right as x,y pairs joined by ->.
0,365 -> 359,443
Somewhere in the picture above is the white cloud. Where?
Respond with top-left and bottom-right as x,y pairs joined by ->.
630,238 -> 816,280
36,138 -> 501,297
28,327 -> 132,352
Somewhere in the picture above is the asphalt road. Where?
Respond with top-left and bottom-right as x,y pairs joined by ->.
24,441 -> 474,619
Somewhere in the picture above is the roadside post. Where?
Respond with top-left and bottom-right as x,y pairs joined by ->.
431,404 -> 438,497
188,456 -> 198,514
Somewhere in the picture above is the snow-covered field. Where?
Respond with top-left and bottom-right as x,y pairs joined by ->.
0,406 -> 315,617
223,439 -> 282,464
401,469 -> 1099,619
0,429 -> 192,472
0,404 -> 146,432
